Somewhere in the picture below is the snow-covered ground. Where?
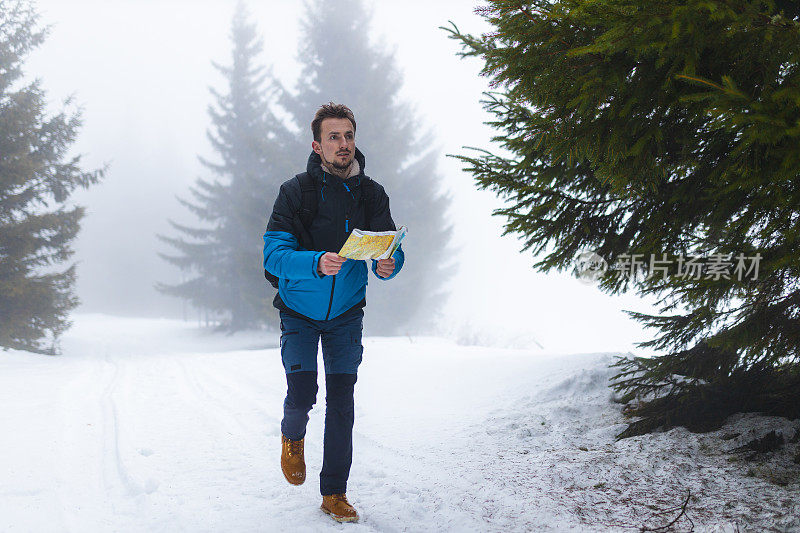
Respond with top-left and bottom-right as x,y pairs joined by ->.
1,314 -> 798,532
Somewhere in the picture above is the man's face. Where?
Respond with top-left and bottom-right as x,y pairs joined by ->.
312,117 -> 356,172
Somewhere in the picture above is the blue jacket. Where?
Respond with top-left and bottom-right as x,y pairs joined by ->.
263,147 -> 404,321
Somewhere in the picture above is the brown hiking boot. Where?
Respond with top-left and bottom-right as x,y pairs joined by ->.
280,435 -> 305,485
321,493 -> 359,523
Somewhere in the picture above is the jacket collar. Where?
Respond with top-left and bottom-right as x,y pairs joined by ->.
307,146 -> 366,186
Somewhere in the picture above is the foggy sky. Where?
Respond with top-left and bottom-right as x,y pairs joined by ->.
24,0 -> 662,355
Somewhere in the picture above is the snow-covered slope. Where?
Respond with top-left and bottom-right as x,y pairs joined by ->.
1,314 -> 797,532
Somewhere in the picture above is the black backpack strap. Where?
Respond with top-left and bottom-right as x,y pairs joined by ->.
293,172 -> 318,250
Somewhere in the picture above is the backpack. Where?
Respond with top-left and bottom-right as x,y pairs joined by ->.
264,172 -> 376,289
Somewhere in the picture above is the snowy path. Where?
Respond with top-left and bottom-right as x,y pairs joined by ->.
1,314 -> 798,532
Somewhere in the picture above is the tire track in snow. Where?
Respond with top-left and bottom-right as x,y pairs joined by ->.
174,357 -> 278,441
172,355 -> 281,495
100,353 -> 148,499
170,356 -> 294,517
183,358 -> 282,423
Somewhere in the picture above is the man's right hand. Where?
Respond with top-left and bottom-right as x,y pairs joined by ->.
318,252 -> 346,276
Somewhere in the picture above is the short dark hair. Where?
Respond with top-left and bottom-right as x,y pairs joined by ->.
311,102 -> 356,142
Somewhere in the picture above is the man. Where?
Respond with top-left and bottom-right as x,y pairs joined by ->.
262,102 -> 404,523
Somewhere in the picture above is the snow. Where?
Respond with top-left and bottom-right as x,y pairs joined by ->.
1,314 -> 798,532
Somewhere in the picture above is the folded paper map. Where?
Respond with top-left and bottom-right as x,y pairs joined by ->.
338,226 -> 407,260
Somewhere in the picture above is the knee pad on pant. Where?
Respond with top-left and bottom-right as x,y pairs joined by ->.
325,373 -> 357,408
285,371 -> 318,411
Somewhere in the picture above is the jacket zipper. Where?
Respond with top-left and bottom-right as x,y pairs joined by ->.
324,179 -> 354,321
325,274 -> 336,320
343,182 -> 355,235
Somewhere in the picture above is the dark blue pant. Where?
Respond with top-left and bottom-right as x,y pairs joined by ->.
279,307 -> 363,496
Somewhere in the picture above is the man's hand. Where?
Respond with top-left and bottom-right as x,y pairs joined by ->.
375,257 -> 395,278
318,252 -> 346,276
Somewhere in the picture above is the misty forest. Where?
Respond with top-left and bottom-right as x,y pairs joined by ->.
1,0 -> 799,531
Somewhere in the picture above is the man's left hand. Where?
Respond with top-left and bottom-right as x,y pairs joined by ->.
376,257 -> 395,278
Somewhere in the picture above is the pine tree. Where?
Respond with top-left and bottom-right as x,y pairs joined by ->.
270,0 -> 454,335
445,1 -> 800,437
0,0 -> 105,354
157,1 -> 296,331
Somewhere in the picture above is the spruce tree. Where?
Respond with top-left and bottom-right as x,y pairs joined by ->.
0,0 -> 104,354
157,1 -> 296,331
271,0 -> 454,335
445,1 -> 800,437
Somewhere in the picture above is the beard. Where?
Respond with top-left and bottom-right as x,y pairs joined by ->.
323,149 -> 353,171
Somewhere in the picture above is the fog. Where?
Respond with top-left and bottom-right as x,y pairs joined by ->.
25,0 -> 661,355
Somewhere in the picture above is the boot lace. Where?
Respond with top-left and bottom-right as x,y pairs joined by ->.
286,438 -> 303,457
